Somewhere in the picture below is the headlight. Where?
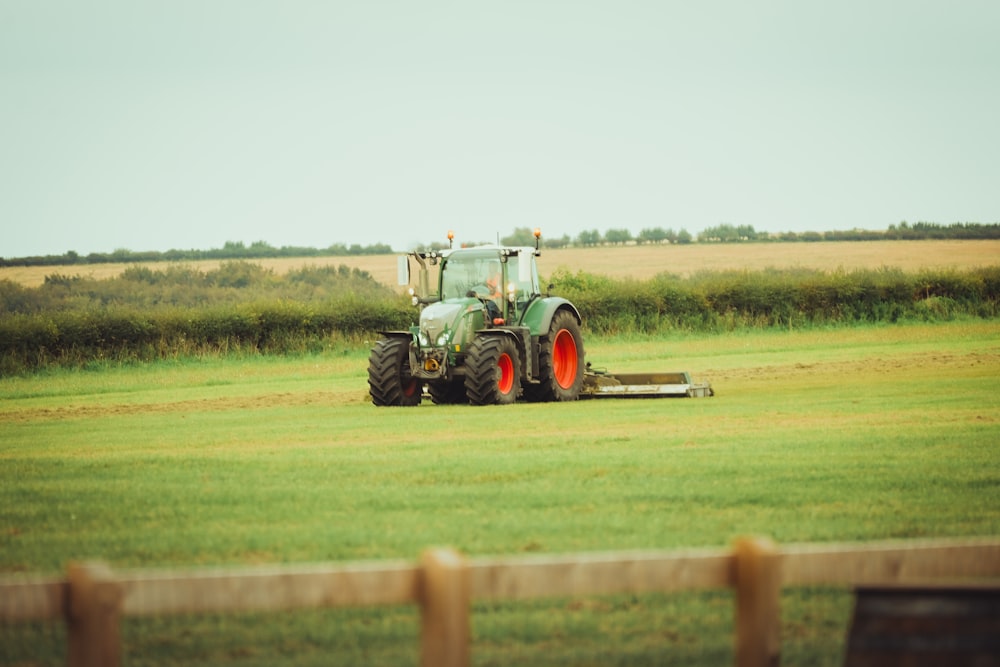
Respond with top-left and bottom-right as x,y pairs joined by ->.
436,331 -> 450,346
417,332 -> 429,346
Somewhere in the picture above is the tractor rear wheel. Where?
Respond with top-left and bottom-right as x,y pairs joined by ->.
368,337 -> 422,406
524,309 -> 584,402
464,335 -> 521,405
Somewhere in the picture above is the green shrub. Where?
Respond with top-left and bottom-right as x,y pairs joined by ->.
2,264 -> 997,374
207,261 -> 276,288
548,266 -> 998,335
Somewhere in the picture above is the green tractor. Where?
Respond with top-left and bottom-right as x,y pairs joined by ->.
368,230 -> 585,406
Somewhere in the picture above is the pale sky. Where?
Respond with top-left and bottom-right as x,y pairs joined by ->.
2,1 -> 998,257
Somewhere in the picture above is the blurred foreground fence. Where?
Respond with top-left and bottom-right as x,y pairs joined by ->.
2,536 -> 998,667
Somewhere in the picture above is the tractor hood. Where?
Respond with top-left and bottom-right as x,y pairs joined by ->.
418,299 -> 479,346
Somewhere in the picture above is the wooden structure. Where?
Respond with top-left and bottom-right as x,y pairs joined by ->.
844,583 -> 1000,666
2,537 -> 998,667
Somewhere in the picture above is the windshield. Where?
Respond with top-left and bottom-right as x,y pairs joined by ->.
439,248 -> 540,302
440,251 -> 502,300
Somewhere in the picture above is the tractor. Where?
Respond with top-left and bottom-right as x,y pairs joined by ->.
368,229 -> 584,406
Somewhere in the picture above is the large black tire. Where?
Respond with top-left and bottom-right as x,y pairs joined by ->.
368,338 -> 421,407
464,335 -> 521,406
428,380 -> 468,405
524,309 -> 584,402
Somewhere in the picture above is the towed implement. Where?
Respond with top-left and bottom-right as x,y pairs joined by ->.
582,368 -> 713,399
368,230 -> 712,406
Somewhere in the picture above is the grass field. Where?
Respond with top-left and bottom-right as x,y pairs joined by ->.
2,241 -> 999,663
2,319 -> 998,664
3,239 -> 1000,288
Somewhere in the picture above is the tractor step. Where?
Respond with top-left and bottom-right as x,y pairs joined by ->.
581,369 -> 714,398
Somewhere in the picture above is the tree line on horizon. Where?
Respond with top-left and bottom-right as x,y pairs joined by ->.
3,221 -> 998,268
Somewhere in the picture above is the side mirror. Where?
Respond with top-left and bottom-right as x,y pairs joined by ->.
397,256 -> 410,286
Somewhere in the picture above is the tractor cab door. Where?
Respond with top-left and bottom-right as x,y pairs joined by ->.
503,252 -> 541,321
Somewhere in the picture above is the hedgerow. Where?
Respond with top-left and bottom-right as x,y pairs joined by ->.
549,266 -> 1000,334
0,300 -> 414,374
0,262 -> 413,373
1,263 -> 997,373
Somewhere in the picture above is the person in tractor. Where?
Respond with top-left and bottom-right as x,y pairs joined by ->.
483,260 -> 503,324
485,261 -> 502,298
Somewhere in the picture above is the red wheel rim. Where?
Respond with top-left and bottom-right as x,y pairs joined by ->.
497,353 -> 514,394
552,329 -> 578,389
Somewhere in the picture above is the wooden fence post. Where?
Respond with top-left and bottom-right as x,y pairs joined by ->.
419,548 -> 470,667
734,537 -> 782,667
66,561 -> 123,667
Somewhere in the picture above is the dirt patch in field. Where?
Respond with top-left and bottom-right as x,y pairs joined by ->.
1,390 -> 370,424
704,350 -> 999,385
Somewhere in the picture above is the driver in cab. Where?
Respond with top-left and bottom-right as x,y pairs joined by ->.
485,261 -> 502,299
482,261 -> 503,323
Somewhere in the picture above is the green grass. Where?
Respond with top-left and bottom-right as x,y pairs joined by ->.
1,321 -> 998,665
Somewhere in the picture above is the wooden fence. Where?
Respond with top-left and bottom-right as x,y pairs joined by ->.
2,536 -> 998,667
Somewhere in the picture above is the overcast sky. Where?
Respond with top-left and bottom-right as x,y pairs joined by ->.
2,1 -> 998,257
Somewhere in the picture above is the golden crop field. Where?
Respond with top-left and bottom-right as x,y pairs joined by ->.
2,240 -> 998,289
537,239 -> 1000,279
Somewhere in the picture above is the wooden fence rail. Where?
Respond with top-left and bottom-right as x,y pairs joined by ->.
2,537 -> 998,667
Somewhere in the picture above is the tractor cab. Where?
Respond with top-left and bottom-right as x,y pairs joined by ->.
436,247 -> 540,326
399,230 -> 542,325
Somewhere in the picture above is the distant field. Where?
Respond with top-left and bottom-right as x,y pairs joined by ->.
3,239 -> 998,288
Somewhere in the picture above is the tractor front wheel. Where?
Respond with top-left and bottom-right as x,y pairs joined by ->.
464,335 -> 521,406
368,337 -> 422,406
524,309 -> 584,402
